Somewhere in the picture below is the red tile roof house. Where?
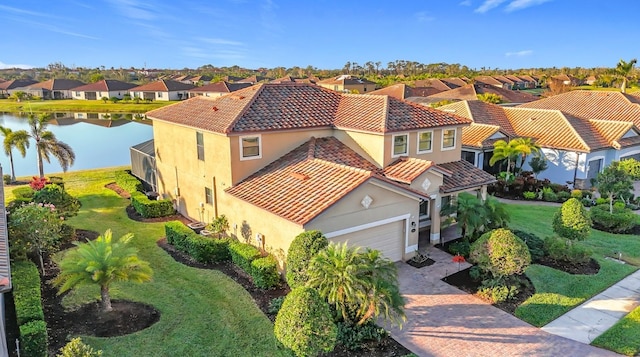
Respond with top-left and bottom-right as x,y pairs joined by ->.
316,75 -> 377,93
438,90 -> 640,188
145,83 -> 495,264
129,79 -> 195,101
0,79 -> 39,97
188,81 -> 252,98
71,79 -> 136,100
15,78 -> 85,99
424,83 -> 539,105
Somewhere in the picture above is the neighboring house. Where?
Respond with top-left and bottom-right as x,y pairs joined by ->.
16,79 -> 85,99
550,74 -> 582,86
474,76 -> 508,89
238,75 -> 271,84
492,76 -> 515,90
585,75 -> 597,86
0,165 -> 12,356
440,77 -> 468,89
144,83 -> 495,265
0,79 -> 38,97
516,75 -> 539,88
129,79 -> 195,101
505,75 -> 526,89
188,81 -> 252,98
270,76 -> 317,84
421,84 -> 539,105
317,75 -> 376,93
71,80 -> 136,100
369,83 -> 443,100
175,75 -> 213,85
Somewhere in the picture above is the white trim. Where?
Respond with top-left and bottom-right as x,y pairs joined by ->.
369,180 -> 424,201
239,134 -> 262,161
441,128 -> 457,151
325,214 -> 411,256
620,149 -> 640,160
417,130 -> 434,154
391,133 -> 409,158
586,155 -> 605,177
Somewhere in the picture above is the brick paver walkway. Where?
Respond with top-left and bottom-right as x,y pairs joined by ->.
387,249 -> 619,357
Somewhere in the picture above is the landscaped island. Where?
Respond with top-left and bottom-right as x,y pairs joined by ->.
0,99 -> 173,113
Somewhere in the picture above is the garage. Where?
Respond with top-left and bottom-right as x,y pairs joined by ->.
329,219 -> 405,262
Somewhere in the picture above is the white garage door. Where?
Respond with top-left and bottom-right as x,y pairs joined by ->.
330,220 -> 405,262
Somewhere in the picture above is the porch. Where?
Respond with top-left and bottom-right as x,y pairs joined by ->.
418,223 -> 461,251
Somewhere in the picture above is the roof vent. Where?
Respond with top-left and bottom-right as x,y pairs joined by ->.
212,106 -> 219,111
289,172 -> 309,180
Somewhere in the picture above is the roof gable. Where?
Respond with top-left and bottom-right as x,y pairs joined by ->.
71,79 -> 136,92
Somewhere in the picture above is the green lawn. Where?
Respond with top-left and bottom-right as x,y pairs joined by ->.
0,99 -> 174,113
508,204 -> 639,327
573,85 -> 640,93
592,306 -> 640,356
7,167 -> 289,356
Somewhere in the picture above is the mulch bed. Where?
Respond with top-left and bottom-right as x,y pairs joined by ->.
105,182 -> 130,199
58,229 -> 101,250
537,257 -> 600,275
406,258 -> 436,268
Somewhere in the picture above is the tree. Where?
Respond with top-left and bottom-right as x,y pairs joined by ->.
274,287 -> 337,357
483,195 -> 510,230
57,337 -> 103,357
0,126 -> 29,182
553,198 -> 591,240
90,73 -> 105,83
489,139 -> 530,180
595,161 -> 634,214
469,229 -> 531,279
101,96 -> 109,103
307,243 -> 405,327
286,230 -> 328,289
613,58 -> 637,93
53,229 -> 153,312
27,113 -> 76,178
529,156 -> 548,179
441,192 -> 487,240
476,93 -> 503,104
10,91 -> 27,102
513,137 -> 541,172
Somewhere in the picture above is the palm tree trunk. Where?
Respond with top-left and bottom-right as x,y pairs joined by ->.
37,148 -> 44,178
37,247 -> 45,275
101,285 -> 113,312
8,151 -> 16,182
622,79 -> 627,94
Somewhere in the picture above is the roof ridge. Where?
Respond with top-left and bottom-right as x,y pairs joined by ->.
463,100 -> 474,122
554,110 -> 591,151
307,137 -> 317,159
225,84 -> 265,134
381,95 -> 390,132
311,158 -> 373,176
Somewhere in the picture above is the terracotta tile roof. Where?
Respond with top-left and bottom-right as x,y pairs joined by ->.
0,79 -> 38,90
383,157 -> 435,184
317,75 -> 376,86
188,81 -> 251,93
438,160 -> 497,193
270,76 -> 316,84
617,135 -> 640,148
148,83 -> 470,135
369,84 -> 413,100
428,84 -> 538,104
238,75 -> 270,84
589,119 -> 636,149
493,75 -> 515,85
71,79 -> 136,92
517,75 -> 538,83
461,123 -> 502,148
505,75 -> 524,83
25,79 -> 85,90
414,79 -> 454,91
474,76 -> 504,87
519,90 -> 640,128
441,77 -> 468,89
130,79 -> 195,92
439,100 -> 518,135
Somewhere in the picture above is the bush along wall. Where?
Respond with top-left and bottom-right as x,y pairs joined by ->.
164,221 -> 231,263
131,192 -> 174,218
251,255 -> 280,289
229,241 -> 262,273
114,170 -> 144,194
11,260 -> 47,357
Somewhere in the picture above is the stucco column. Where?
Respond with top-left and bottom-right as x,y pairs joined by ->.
480,185 -> 488,201
429,194 -> 441,245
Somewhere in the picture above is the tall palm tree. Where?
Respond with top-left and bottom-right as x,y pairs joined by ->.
54,229 -> 153,312
27,113 -> 75,178
614,58 -> 637,93
489,139 -> 530,180
0,126 -> 29,182
513,137 -> 541,172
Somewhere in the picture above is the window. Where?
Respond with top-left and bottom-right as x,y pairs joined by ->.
442,129 -> 456,150
157,92 -> 163,98
440,195 -> 452,211
392,134 -> 408,157
419,200 -> 430,218
196,132 -> 205,161
462,150 -> 476,165
205,187 -> 213,205
240,135 -> 261,160
417,131 -> 433,153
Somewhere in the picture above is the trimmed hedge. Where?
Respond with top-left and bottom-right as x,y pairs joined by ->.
229,241 -> 262,273
12,186 -> 35,200
470,229 -> 531,278
251,255 -> 280,289
285,230 -> 328,289
164,221 -> 230,263
131,192 -> 174,218
19,320 -> 47,357
114,170 -> 143,194
552,198 -> 591,241
12,261 -> 44,325
590,204 -> 636,233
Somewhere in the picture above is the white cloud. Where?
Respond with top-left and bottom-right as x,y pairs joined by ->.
0,61 -> 33,69
475,0 -> 507,13
415,11 -> 435,22
199,38 -> 245,46
0,5 -> 52,18
505,50 -> 533,57
459,0 -> 472,6
505,0 -> 551,12
107,0 -> 157,20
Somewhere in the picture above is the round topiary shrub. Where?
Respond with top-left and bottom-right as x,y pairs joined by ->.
552,198 -> 591,240
274,287 -> 337,357
590,204 -> 636,233
512,230 -> 545,262
286,230 -> 328,289
469,228 -> 531,278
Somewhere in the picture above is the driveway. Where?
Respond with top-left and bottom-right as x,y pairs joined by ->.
387,249 -> 619,357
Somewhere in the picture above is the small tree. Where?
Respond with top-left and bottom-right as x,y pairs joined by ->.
274,287 -> 337,357
595,161 -> 634,214
207,214 -> 229,237
553,198 -> 591,240
33,184 -> 81,218
483,195 -> 510,230
469,229 -> 531,279
54,229 -> 152,312
286,230 -> 328,289
441,192 -> 486,240
477,93 -> 503,104
101,96 -> 109,103
529,156 -> 548,179
57,337 -> 103,357
109,96 -> 120,104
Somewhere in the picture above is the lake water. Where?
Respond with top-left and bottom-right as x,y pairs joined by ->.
0,113 -> 153,177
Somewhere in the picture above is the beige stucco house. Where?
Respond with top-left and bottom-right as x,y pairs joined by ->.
317,75 -> 377,93
129,79 -> 195,101
71,79 -> 136,100
145,83 -> 495,265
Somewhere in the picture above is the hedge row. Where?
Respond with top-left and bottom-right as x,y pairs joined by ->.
131,192 -> 175,218
114,170 -> 143,194
165,221 -> 280,288
165,221 -> 230,263
11,260 -> 47,357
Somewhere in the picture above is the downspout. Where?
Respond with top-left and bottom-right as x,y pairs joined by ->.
212,176 -> 219,219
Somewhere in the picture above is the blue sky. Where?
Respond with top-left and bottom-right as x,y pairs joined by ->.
1,0 -> 638,71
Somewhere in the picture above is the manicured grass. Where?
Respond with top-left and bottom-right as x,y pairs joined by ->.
507,204 -> 639,326
592,306 -> 640,356
7,167 -> 289,356
573,85 -> 640,93
0,99 -> 174,113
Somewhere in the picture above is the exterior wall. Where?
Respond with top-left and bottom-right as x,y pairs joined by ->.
334,130 -> 385,167
522,148 -> 585,184
72,90 -> 127,100
189,92 -> 226,98
384,126 -> 464,167
616,146 -> 640,161
305,181 -> 420,260
317,83 -> 377,93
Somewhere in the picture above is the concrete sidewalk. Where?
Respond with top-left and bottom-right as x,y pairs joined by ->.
542,269 -> 640,344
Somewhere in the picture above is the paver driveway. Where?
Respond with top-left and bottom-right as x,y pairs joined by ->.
387,249 -> 619,357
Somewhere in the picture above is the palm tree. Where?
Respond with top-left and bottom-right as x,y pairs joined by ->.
489,139 -> 530,180
0,126 -> 29,182
54,229 -> 153,312
513,137 -> 541,172
445,192 -> 487,240
614,58 -> 637,93
27,113 -> 76,178
307,243 -> 405,327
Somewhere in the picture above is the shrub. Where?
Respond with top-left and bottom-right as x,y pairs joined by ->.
11,260 -> 45,325
229,241 -> 261,273
570,189 -> 583,199
448,240 -> 470,257
20,320 -> 48,357
552,198 -> 591,240
590,204 -> 636,233
3,174 -> 11,185
512,230 -> 545,261
7,197 -> 31,213
469,229 -> 531,278
523,191 -> 536,200
207,214 -> 229,236
251,255 -> 280,289
49,176 -> 64,189
165,221 -> 191,246
33,184 -> 81,218
543,191 -> 558,202
57,337 -> 103,357
544,236 -> 592,264
286,230 -> 328,289
581,198 -> 595,207
596,197 -> 608,205
13,186 -> 35,200
114,170 -> 143,193
274,287 -> 337,357
477,282 -> 519,304
58,223 -> 77,247
164,221 -> 231,263
556,191 -> 571,202
619,158 -> 640,180
131,192 -> 174,218
336,321 -> 387,351
268,296 -> 286,315
29,176 -> 48,191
